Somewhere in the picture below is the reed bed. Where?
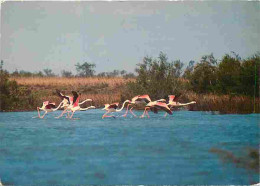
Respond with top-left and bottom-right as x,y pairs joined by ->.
9,77 -> 259,113
182,92 -> 259,114
11,77 -> 135,88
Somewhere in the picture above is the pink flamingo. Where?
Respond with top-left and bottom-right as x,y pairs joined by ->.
140,101 -> 172,118
164,95 -> 196,116
55,90 -> 94,118
37,101 -> 63,118
102,100 -> 130,119
66,91 -> 95,119
167,95 -> 196,108
122,95 -> 152,117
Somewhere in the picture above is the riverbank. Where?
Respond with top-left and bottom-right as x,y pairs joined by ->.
4,77 -> 260,114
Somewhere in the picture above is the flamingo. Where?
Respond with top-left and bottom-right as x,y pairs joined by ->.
140,100 -> 172,118
122,95 -> 152,117
167,95 -> 196,108
37,101 -> 63,118
66,91 -> 95,119
55,90 -> 94,118
164,95 -> 196,116
102,100 -> 130,119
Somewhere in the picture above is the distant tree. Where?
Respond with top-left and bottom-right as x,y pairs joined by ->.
0,60 -> 19,111
217,53 -> 241,94
97,72 -> 106,77
123,72 -> 135,79
183,60 -> 195,79
190,53 -> 218,93
126,52 -> 185,99
43,68 -> 55,77
111,70 -> 120,77
240,53 -> 260,97
61,70 -> 73,77
75,62 -> 96,77
173,60 -> 184,78
35,71 -> 44,77
120,70 -> 127,76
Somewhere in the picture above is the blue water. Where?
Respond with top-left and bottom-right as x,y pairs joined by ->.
0,110 -> 259,185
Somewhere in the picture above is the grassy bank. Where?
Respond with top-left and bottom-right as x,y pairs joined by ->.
9,77 -> 134,110
7,77 -> 259,114
182,92 -> 259,114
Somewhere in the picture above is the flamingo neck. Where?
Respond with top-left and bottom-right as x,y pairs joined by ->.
116,100 -> 129,112
79,99 -> 92,105
52,102 -> 63,111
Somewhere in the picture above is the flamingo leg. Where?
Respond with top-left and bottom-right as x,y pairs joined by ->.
41,111 -> 47,119
69,111 -> 75,119
66,110 -> 72,118
129,107 -> 137,117
140,107 -> 148,118
37,107 -> 42,118
122,104 -> 130,117
145,109 -> 150,118
55,108 -> 68,118
165,106 -> 173,117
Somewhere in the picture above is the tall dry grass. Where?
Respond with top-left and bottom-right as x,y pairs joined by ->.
182,92 -> 259,114
11,77 -> 133,109
11,77 -> 134,88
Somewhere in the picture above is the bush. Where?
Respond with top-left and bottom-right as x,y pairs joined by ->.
122,52 -> 186,100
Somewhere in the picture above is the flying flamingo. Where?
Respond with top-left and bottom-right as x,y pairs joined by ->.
167,95 -> 196,108
164,95 -> 196,116
102,100 -> 130,119
62,91 -> 95,119
140,100 -> 172,118
122,95 -> 152,117
55,90 -> 94,118
37,101 -> 63,118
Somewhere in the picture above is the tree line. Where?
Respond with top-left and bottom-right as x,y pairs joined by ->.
122,51 -> 259,99
9,62 -> 135,79
1,51 -> 259,112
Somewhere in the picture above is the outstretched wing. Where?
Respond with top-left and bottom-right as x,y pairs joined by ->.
72,91 -> 79,104
155,102 -> 173,115
56,89 -> 70,104
46,103 -> 56,109
136,95 -> 151,103
168,95 -> 176,103
108,102 -> 119,109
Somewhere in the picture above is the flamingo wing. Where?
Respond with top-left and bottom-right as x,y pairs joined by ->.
108,103 -> 119,109
56,89 -> 70,104
71,91 -> 79,104
136,95 -> 151,103
46,103 -> 56,109
168,95 -> 176,103
131,95 -> 140,103
155,102 -> 173,115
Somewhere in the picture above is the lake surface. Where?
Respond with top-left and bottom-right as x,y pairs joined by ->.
0,110 -> 259,185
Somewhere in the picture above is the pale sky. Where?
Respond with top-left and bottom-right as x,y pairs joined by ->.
1,1 -> 260,75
